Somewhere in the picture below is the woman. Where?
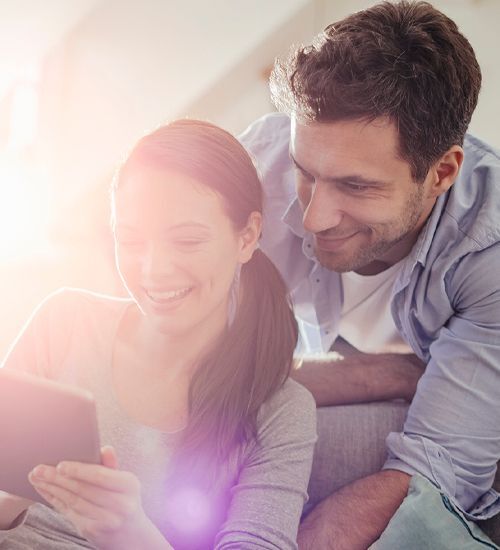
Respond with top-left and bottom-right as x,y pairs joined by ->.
0,119 -> 316,549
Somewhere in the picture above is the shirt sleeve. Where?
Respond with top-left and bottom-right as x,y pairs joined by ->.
214,380 -> 317,549
383,245 -> 500,520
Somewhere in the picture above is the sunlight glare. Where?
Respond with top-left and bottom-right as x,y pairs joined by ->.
0,154 -> 49,260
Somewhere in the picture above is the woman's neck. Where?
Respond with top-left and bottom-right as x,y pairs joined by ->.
123,305 -> 228,379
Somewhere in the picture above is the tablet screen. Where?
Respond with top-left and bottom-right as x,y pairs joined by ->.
0,368 -> 101,502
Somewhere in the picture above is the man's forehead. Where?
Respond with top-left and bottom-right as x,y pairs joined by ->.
289,115 -> 410,183
291,115 -> 399,153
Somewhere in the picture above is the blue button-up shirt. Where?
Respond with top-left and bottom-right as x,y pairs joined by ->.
240,112 -> 500,519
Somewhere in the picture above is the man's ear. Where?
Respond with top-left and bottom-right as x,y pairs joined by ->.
238,211 -> 262,264
427,145 -> 464,199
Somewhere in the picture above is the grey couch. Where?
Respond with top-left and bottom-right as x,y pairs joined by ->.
306,403 -> 500,544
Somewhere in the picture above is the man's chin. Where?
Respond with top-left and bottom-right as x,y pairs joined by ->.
314,248 -> 358,273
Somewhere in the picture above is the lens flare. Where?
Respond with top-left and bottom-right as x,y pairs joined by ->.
166,486 -> 213,534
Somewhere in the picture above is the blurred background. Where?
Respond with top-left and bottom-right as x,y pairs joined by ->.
1,0 -> 499,357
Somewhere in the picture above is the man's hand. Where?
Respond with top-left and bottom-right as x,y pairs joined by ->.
298,470 -> 411,550
292,338 -> 425,406
28,446 -> 171,550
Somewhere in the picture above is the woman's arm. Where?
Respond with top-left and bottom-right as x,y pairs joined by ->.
0,492 -> 32,530
214,380 -> 317,549
28,446 -> 173,550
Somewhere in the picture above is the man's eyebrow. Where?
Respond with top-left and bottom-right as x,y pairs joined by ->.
326,174 -> 388,187
289,153 -> 312,176
289,152 -> 388,187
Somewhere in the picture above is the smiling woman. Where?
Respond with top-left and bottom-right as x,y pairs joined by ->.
0,119 -> 316,550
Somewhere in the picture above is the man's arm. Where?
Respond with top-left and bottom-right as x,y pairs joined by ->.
298,470 -> 410,550
292,338 -> 425,406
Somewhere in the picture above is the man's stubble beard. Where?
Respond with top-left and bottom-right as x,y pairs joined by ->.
314,184 -> 426,273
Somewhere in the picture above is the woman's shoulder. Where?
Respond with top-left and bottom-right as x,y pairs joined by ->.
257,378 -> 317,438
269,377 -> 316,411
36,287 -> 132,324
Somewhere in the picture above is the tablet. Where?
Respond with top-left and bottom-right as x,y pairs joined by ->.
0,368 -> 101,502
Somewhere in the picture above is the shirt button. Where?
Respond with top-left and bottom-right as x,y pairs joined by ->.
316,279 -> 320,283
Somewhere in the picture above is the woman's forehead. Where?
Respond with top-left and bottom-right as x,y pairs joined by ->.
114,168 -> 230,230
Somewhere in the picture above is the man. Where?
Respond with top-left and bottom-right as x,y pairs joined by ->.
240,1 -> 500,548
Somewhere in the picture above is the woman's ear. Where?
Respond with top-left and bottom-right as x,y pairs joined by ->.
238,211 -> 262,264
426,145 -> 464,199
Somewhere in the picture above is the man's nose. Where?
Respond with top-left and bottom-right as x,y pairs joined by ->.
302,181 -> 344,234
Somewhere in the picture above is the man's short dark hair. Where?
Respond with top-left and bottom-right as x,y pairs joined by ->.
271,1 -> 481,181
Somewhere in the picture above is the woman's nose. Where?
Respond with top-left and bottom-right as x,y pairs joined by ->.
141,242 -> 177,280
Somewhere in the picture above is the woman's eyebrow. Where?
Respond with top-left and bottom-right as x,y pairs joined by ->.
115,222 -> 213,235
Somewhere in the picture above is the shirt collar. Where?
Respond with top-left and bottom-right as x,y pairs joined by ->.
407,193 -> 447,266
395,192 -> 448,291
282,196 -> 306,238
282,197 -> 317,261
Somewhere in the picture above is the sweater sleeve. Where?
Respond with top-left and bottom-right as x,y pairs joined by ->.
0,289 -> 80,542
1,289 -> 78,378
214,380 -> 317,549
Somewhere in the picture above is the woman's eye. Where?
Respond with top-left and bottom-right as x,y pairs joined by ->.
118,240 -> 143,248
175,240 -> 204,248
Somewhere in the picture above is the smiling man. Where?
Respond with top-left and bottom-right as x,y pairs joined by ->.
240,1 -> 500,548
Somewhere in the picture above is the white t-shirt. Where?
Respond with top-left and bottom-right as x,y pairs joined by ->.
339,261 -> 412,354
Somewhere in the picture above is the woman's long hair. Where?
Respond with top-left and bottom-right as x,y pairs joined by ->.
112,119 -> 298,479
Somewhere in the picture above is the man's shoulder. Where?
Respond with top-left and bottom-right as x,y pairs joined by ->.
239,113 -> 298,234
239,112 -> 291,151
463,133 -> 500,163
444,133 -> 500,250
239,113 -> 293,183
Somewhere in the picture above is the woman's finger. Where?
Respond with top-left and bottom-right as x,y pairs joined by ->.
100,445 -> 119,470
31,482 -> 125,540
30,478 -> 105,520
54,461 -> 138,494
29,467 -> 130,512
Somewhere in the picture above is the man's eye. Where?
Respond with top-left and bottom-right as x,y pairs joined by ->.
296,169 -> 314,184
343,182 -> 367,192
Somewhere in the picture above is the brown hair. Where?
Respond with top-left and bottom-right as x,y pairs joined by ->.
112,120 -> 298,478
271,1 -> 482,181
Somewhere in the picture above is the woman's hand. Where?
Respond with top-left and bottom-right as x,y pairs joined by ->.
0,491 -> 34,530
28,446 -> 170,549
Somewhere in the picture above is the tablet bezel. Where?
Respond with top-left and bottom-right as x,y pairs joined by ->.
0,368 -> 101,503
